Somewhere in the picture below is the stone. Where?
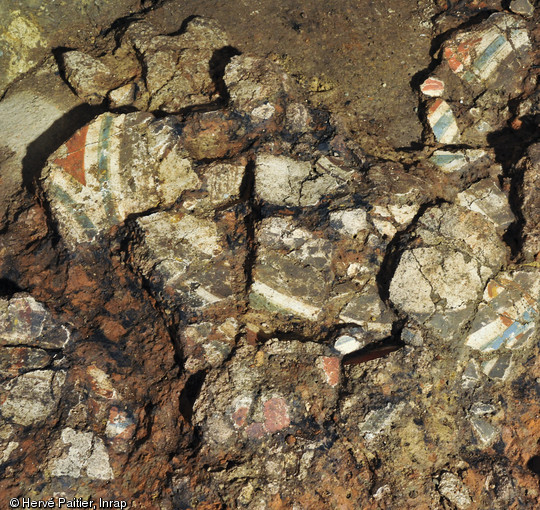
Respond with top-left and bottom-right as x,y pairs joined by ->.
401,327 -> 424,347
224,55 -> 299,120
123,18 -> 228,112
391,247 -> 483,335
470,416 -> 500,446
359,403 -> 405,442
482,353 -> 513,379
438,472 -> 472,509
108,83 -> 137,108
254,154 -> 352,207
509,0 -> 534,17
0,294 -> 70,349
61,51 -> 122,105
390,196 -> 511,338
0,370 -> 65,426
518,143 -> 540,260
470,402 -> 497,416
456,179 -> 514,231
462,360 -> 481,389
364,162 -> 436,240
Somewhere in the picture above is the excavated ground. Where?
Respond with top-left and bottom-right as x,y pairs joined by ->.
0,0 -> 539,509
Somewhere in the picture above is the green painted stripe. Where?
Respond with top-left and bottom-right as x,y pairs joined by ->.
97,114 -> 119,222
49,184 -> 98,239
473,35 -> 506,73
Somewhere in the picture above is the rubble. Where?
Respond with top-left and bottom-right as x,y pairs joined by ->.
390,182 -> 514,339
61,51 -> 123,105
437,472 -> 473,509
122,18 -> 229,112
1,5 -> 539,509
518,142 -> 540,260
510,0 -> 535,18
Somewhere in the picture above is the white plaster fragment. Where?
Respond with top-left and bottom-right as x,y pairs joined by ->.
50,427 -> 113,480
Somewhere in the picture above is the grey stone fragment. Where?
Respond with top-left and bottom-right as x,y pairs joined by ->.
62,51 -> 122,105
0,294 -> 70,349
438,472 -> 472,509
462,360 -> 481,390
470,416 -> 499,446
0,370 -> 65,426
510,0 -> 534,17
470,403 -> 497,416
401,327 -> 423,347
482,353 -> 513,380
359,403 -> 405,441
124,18 -> 228,112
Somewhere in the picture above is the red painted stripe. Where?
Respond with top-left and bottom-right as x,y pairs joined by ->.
53,124 -> 89,186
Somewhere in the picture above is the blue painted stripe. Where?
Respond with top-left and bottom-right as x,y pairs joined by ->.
430,153 -> 464,166
473,35 -> 506,72
50,184 -> 98,239
481,307 -> 537,351
432,110 -> 455,141
97,114 -> 118,222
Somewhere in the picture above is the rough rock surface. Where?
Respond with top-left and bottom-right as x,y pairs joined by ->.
1,2 -> 539,509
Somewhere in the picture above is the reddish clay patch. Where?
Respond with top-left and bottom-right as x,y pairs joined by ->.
246,422 -> 266,439
263,397 -> 290,433
322,356 -> 340,387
